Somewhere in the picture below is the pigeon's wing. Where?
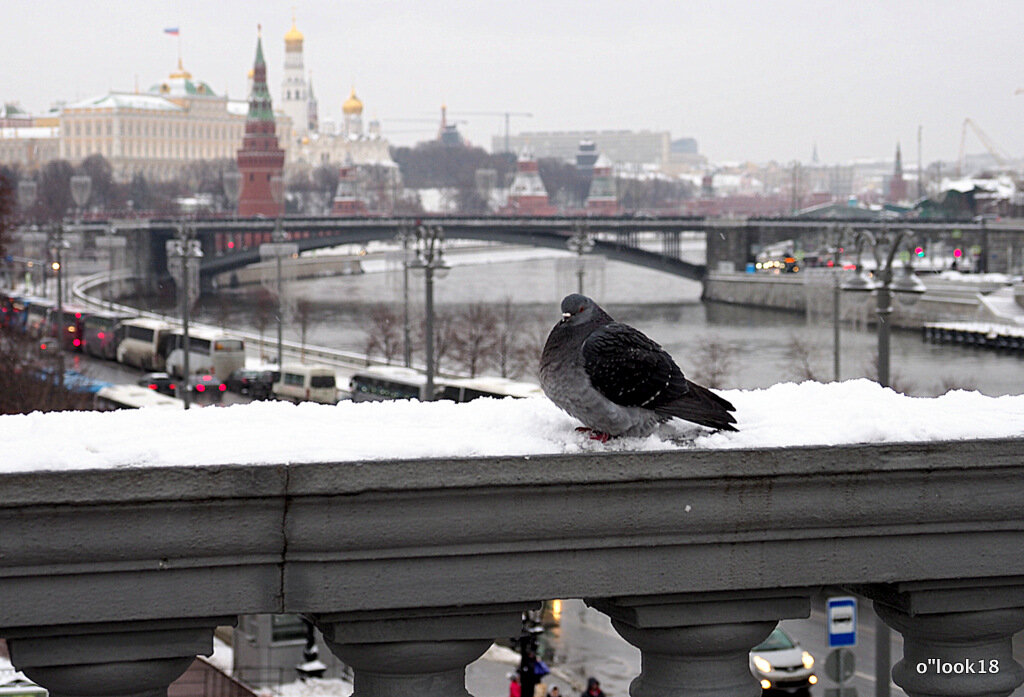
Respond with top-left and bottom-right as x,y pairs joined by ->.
581,323 -> 691,409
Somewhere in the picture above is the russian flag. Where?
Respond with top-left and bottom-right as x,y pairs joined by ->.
164,27 -> 179,36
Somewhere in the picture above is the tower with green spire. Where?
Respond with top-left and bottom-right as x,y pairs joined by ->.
237,25 -> 285,217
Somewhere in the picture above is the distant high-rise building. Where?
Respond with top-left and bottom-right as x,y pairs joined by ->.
281,15 -> 312,138
237,27 -> 285,217
501,130 -> 670,168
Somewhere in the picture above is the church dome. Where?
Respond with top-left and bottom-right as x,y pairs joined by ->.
343,88 -> 363,115
285,18 -> 304,45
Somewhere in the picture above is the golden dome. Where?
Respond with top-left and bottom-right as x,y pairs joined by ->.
169,57 -> 192,80
343,88 -> 363,115
285,15 -> 303,45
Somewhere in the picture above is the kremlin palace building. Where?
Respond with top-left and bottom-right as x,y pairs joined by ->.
0,17 -> 393,181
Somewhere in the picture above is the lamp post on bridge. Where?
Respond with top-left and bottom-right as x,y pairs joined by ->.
842,227 -> 926,388
566,221 -> 595,294
409,224 -> 449,401
16,179 -> 38,292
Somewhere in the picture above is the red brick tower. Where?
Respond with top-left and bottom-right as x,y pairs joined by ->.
331,159 -> 369,216
237,27 -> 285,217
502,149 -> 556,215
887,142 -> 908,203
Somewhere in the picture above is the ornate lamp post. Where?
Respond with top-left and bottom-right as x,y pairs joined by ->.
260,175 -> 295,368
566,221 -> 595,294
167,224 -> 203,409
222,170 -> 242,216
409,224 -> 449,401
842,227 -> 926,388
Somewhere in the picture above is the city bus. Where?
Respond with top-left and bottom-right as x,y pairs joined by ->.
349,366 -> 542,403
46,305 -> 92,351
94,384 -> 183,410
163,327 -> 246,378
82,311 -> 136,360
115,318 -> 173,371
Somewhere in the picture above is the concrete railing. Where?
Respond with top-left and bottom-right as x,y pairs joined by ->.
3,438 -> 1024,697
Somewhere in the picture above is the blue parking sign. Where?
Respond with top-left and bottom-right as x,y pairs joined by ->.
827,597 -> 857,648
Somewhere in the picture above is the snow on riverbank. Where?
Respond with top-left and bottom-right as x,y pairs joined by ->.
2,379 -> 1023,473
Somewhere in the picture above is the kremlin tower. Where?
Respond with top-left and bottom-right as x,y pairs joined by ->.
887,142 -> 909,203
585,154 -> 619,215
503,148 -> 556,215
331,157 -> 369,216
237,27 -> 285,217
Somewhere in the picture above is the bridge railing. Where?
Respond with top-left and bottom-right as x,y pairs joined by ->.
2,437 -> 1024,697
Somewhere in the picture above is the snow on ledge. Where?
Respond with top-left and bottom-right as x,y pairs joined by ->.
3,380 -> 1024,473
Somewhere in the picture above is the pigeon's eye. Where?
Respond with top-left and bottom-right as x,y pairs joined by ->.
578,305 -> 585,313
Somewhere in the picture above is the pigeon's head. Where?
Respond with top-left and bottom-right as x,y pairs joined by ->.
558,294 -> 602,327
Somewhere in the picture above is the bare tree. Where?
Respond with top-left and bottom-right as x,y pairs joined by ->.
863,351 -> 916,396
784,333 -> 824,382
414,309 -> 457,375
451,303 -> 498,377
512,313 -> 553,381
688,335 -> 735,389
363,303 -> 401,365
0,328 -> 93,414
934,373 -> 975,395
492,298 -> 521,378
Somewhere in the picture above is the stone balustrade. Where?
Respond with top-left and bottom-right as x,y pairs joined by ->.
2,437 -> 1024,697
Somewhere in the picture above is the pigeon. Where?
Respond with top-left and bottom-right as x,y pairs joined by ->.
540,294 -> 737,440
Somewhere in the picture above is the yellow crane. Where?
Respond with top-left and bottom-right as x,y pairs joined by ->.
957,117 -> 1013,175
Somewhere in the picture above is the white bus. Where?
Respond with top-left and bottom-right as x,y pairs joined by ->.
94,384 -> 183,410
349,366 -> 542,403
164,328 -> 246,379
115,318 -> 173,371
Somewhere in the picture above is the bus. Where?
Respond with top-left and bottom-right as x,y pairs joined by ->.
116,318 -> 173,371
23,299 -> 55,338
272,364 -> 337,404
349,366 -> 543,403
164,328 -> 246,378
94,384 -> 183,410
82,311 -> 135,360
46,305 -> 92,351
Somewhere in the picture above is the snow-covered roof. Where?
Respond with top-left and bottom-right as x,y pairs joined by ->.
65,92 -> 184,112
2,380 -> 1023,473
226,99 -> 248,116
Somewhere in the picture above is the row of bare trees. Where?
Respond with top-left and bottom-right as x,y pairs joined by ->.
362,300 -> 551,380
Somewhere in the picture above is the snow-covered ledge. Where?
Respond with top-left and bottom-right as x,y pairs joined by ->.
3,381 -> 1024,697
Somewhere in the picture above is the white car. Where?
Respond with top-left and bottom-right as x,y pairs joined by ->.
749,627 -> 817,695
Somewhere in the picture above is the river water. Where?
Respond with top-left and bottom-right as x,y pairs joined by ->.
193,247 -> 1024,398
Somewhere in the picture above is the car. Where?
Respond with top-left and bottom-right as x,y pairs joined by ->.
225,368 -> 277,399
138,372 -> 178,397
185,373 -> 227,404
749,627 -> 817,695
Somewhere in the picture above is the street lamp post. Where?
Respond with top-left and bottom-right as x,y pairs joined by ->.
409,224 -> 449,401
395,224 -> 415,368
842,227 -> 926,388
17,180 -> 37,291
167,223 -> 203,409
566,221 -> 595,294
68,174 -> 92,307
829,225 -> 850,382
261,175 -> 294,368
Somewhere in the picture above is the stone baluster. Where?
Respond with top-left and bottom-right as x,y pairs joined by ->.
590,591 -> 812,697
874,602 -> 1024,697
6,618 -> 229,697
314,603 -> 533,697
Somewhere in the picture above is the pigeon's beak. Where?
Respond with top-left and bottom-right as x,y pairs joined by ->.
560,312 -> 571,323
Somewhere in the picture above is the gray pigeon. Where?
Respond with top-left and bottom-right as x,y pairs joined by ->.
540,294 -> 737,440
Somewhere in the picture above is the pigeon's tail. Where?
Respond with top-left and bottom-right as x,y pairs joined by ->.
656,380 -> 738,432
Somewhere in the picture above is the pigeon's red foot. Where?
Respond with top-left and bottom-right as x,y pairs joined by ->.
575,426 -> 611,442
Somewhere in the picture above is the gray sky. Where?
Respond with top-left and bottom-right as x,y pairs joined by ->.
4,0 -> 1023,165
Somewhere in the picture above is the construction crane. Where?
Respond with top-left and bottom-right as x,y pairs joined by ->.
449,111 -> 533,154
957,117 -> 1013,175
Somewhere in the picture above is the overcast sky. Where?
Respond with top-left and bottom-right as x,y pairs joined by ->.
4,0 -> 1023,165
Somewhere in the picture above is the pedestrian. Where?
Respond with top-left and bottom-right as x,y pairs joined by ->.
580,677 -> 605,697
509,673 -> 521,697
